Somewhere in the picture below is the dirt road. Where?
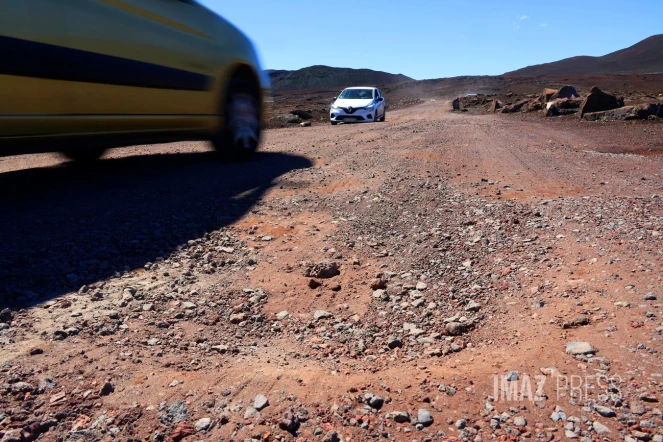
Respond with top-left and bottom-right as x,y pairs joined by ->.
1,103 -> 662,442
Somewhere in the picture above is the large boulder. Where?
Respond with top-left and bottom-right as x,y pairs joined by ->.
550,85 -> 579,100
452,98 -> 461,111
545,98 -> 583,117
501,100 -> 530,114
583,103 -> 662,121
579,87 -> 624,117
489,99 -> 503,113
543,88 -> 558,102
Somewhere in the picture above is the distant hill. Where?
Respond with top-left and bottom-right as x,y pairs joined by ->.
268,65 -> 412,91
506,35 -> 663,76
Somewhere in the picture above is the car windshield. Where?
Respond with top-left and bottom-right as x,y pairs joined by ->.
338,89 -> 374,100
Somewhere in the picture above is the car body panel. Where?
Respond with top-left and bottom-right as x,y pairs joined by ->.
0,0 -> 268,154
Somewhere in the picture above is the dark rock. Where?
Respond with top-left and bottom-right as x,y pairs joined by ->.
29,347 -> 44,356
387,337 -> 403,349
579,86 -> 623,117
321,431 -> 340,442
452,98 -> 461,111
550,85 -> 579,100
582,104 -> 661,121
99,382 -> 114,396
308,279 -> 322,289
278,409 -> 300,432
392,411 -> 410,423
445,322 -> 466,336
290,110 -> 313,120
0,308 -> 12,323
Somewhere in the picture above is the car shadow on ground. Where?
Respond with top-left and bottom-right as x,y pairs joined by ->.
0,150 -> 312,310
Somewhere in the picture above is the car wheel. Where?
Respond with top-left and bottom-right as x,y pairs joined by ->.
331,121 -> 338,126
380,108 -> 386,122
61,147 -> 106,162
212,78 -> 261,161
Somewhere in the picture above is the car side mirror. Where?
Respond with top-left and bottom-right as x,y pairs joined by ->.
377,97 -> 384,102
333,96 -> 337,101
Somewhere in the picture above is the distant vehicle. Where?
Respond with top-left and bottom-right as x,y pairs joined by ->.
330,87 -> 386,125
0,1 -> 270,161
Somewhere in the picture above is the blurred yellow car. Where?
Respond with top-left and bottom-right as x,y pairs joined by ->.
0,0 -> 269,160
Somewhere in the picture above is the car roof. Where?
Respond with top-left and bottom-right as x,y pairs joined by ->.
343,86 -> 377,90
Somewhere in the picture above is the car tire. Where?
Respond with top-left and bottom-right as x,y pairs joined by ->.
331,121 -> 338,125
380,109 -> 386,122
61,147 -> 106,162
211,78 -> 261,161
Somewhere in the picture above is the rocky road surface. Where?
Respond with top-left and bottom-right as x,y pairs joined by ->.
1,103 -> 663,442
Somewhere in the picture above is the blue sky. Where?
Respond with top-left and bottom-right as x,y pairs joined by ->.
199,0 -> 663,80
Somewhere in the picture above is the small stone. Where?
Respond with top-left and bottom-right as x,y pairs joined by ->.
308,279 -> 322,289
367,394 -> 384,409
593,405 -> 616,418
29,347 -> 44,356
418,409 -> 433,427
506,371 -> 519,381
0,308 -> 13,323
465,300 -> 481,312
455,418 -> 467,429
445,322 -> 466,336
194,417 -> 212,432
244,407 -> 259,419
314,310 -> 333,320
645,293 -> 657,301
142,303 -> 154,311
167,401 -> 188,423
387,337 -> 403,349
276,311 -> 290,320
254,394 -> 269,410
392,411 -> 410,423
592,421 -> 611,434
229,313 -> 246,324
181,301 -> 196,310
565,342 -> 595,355
416,282 -> 428,291
278,409 -> 300,432
321,431 -> 340,442
99,382 -> 114,396
514,416 -> 527,427
171,422 -> 195,442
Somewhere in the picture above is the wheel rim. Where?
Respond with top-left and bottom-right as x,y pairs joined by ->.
228,93 -> 260,150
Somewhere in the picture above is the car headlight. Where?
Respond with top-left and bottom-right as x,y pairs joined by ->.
331,104 -> 339,110
364,104 -> 375,110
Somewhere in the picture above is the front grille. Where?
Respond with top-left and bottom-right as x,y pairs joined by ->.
337,115 -> 365,121
341,107 -> 360,114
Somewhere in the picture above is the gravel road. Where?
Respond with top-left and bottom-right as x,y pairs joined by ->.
1,103 -> 662,442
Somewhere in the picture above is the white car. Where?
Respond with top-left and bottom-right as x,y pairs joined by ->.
330,87 -> 386,125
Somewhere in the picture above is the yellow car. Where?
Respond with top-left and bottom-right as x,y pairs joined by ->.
0,0 -> 269,161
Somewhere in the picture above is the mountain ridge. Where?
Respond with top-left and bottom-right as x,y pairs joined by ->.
506,35 -> 663,76
268,65 -> 412,91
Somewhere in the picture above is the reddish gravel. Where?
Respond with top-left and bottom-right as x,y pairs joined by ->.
1,102 -> 662,442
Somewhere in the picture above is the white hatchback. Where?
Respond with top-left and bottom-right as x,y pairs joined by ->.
330,87 -> 386,125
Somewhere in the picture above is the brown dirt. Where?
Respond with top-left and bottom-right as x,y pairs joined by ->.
1,101 -> 663,442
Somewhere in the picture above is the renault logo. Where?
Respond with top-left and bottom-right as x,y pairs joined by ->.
348,106 -> 353,112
